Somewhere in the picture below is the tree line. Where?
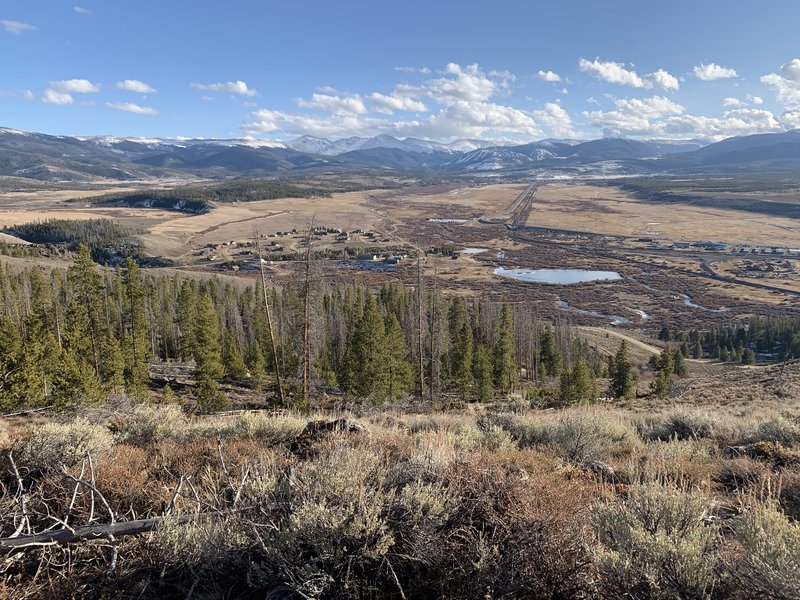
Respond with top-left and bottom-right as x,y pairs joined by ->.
0,245 -> 628,412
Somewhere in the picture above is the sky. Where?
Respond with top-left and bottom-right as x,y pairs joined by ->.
2,0 -> 800,143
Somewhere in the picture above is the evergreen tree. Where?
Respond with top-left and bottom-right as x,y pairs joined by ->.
176,280 -> 198,361
122,259 -> 150,398
559,359 -> 597,405
540,327 -> 562,377
66,244 -> 107,378
342,293 -> 388,401
493,304 -> 518,393
741,348 -> 756,365
452,321 -> 474,400
381,312 -> 413,403
609,341 -> 637,399
472,343 -> 494,402
222,326 -> 248,382
193,295 -> 226,411
672,348 -> 687,376
649,346 -> 674,398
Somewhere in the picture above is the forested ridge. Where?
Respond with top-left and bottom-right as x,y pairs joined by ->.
77,178 -> 407,213
2,218 -> 143,262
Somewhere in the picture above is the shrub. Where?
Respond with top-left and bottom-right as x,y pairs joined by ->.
16,418 -> 114,472
622,439 -> 717,488
497,411 -> 638,462
641,409 -> 718,441
231,412 -> 307,446
747,415 -> 800,447
113,404 -> 188,446
593,483 -> 720,599
450,422 -> 517,453
725,501 -> 800,599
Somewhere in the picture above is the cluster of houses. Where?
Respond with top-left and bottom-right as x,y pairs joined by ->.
661,240 -> 800,255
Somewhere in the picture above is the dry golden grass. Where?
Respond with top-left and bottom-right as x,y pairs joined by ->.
532,184 -> 800,247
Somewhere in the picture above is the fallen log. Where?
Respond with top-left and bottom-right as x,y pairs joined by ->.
0,508 -> 254,551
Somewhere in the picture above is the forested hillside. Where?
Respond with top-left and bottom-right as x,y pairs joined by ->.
0,245 -> 615,412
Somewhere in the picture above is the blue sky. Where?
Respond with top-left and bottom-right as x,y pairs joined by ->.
2,0 -> 800,142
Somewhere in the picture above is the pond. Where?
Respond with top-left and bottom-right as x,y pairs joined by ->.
429,218 -> 469,223
494,268 -> 622,285
459,247 -> 488,254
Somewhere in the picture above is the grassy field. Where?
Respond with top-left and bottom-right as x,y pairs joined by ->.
530,184 -> 800,247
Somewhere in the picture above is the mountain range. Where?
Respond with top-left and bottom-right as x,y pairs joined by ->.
1,126 -> 799,182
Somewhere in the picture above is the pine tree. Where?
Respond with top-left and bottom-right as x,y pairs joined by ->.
222,326 -> 248,382
452,321 -> 474,400
122,259 -> 150,398
66,244 -> 107,378
649,346 -> 674,398
493,304 -> 518,393
559,360 -> 597,405
193,295 -> 226,411
99,332 -> 125,392
176,280 -> 198,361
342,293 -> 387,401
0,317 -> 23,409
472,343 -> 494,402
673,348 -> 687,376
609,340 -> 636,399
540,327 -> 562,377
381,312 -> 413,403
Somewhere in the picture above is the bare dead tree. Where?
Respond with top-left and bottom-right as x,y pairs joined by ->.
416,253 -> 425,401
302,215 -> 316,410
254,228 -> 286,407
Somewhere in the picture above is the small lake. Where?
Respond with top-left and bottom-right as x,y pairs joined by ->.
429,218 -> 469,223
494,268 -> 622,285
460,247 -> 488,254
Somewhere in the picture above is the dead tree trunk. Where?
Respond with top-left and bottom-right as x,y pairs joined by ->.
416,254 -> 425,401
254,228 -> 286,407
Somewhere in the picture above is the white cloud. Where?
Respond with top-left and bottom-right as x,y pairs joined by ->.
781,110 -> 800,129
394,66 -> 431,74
537,70 -> 561,82
116,79 -> 156,93
422,63 -> 506,103
585,94 -> 785,140
42,89 -> 74,105
191,80 -> 258,96
584,95 -> 685,134
244,108 -> 385,138
22,90 -> 35,102
296,92 -> 368,115
761,59 -> 800,107
647,69 -> 679,91
533,102 -> 575,138
578,58 -> 678,90
723,97 -> 745,107
1,19 -> 37,34
749,95 -> 764,105
395,100 -> 542,140
51,79 -> 101,93
368,92 -> 427,114
106,102 -> 158,116
693,63 -> 737,81
579,58 -> 646,88
73,6 -> 92,14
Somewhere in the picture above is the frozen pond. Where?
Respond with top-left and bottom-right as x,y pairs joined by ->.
459,247 -> 488,254
495,268 -> 622,285
429,218 -> 469,223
